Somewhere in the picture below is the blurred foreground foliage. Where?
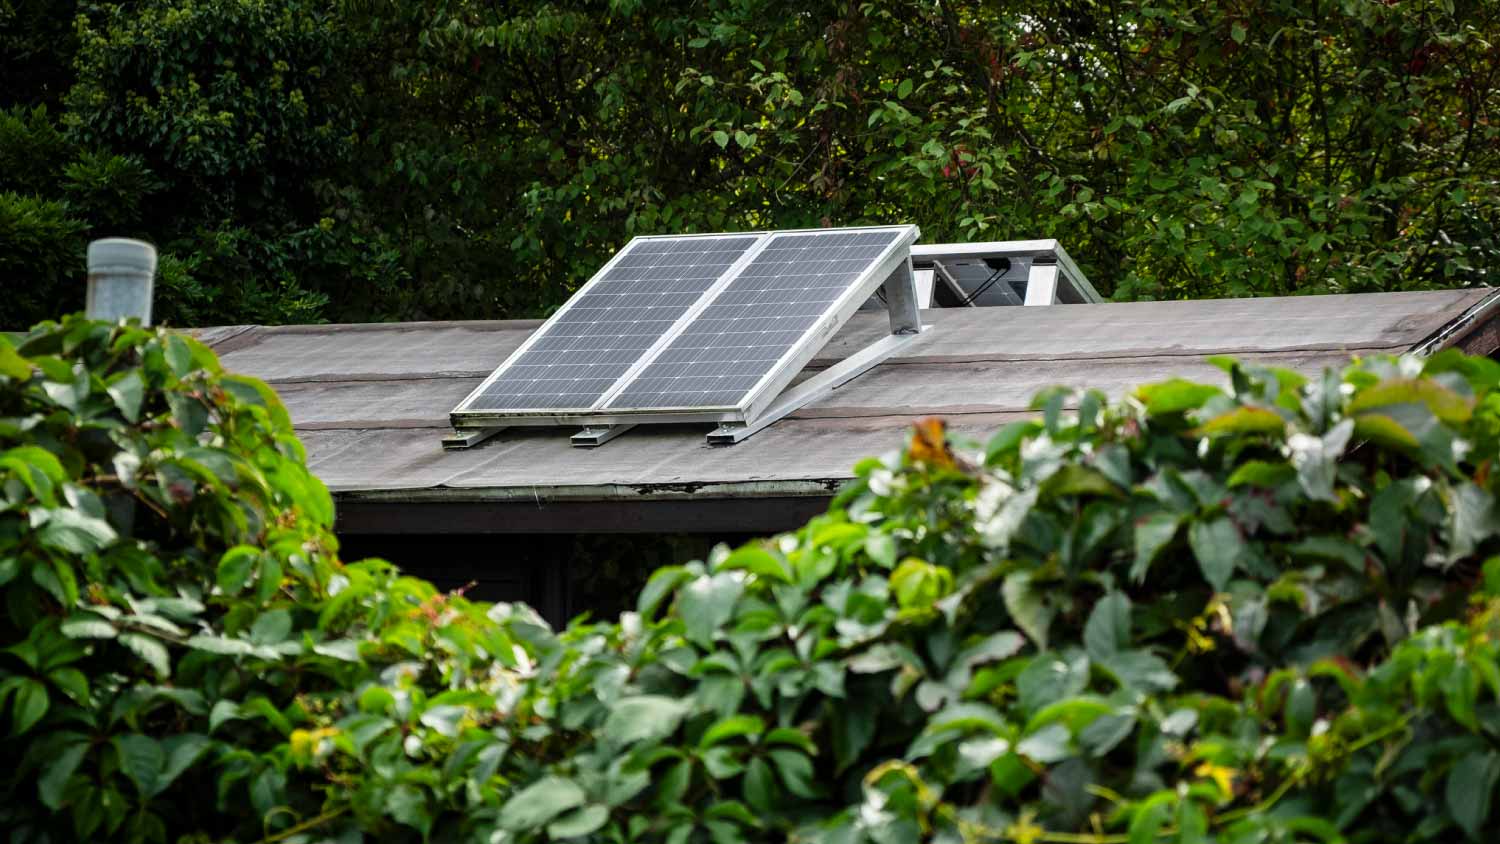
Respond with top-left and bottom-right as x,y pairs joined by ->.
2,0 -> 1497,328
6,318 -> 1500,841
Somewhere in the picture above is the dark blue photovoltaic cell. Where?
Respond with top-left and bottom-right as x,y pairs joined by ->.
608,229 -> 903,409
463,235 -> 759,410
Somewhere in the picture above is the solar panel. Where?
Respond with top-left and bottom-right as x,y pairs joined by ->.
605,228 -> 910,410
456,234 -> 763,412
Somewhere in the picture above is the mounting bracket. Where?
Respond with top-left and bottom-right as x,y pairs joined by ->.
571,424 -> 635,448
442,426 -> 504,450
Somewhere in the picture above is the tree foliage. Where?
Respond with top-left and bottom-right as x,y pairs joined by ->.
6,317 -> 1500,841
3,1 -> 1497,328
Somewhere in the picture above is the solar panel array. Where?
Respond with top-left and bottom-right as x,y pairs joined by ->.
454,225 -> 914,420
463,235 -> 760,410
607,229 -> 907,409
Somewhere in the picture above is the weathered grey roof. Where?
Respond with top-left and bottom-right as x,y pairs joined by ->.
198,289 -> 1500,534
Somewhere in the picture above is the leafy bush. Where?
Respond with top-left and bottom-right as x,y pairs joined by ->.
5,2 -> 1498,328
0,192 -> 88,321
0,106 -> 73,196
5,318 -> 1500,843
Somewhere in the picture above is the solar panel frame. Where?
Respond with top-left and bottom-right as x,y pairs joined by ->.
449,231 -> 768,424
450,224 -> 919,430
601,224 -> 919,421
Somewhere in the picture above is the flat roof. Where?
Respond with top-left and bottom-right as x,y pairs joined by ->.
197,288 -> 1500,534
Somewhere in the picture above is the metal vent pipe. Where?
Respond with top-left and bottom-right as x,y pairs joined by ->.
86,238 -> 157,325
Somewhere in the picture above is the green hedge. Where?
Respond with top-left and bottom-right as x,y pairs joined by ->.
3,318 -> 1500,842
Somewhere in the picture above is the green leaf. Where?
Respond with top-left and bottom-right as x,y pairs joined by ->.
712,130 -> 730,148
1136,379 -> 1222,415
1016,723 -> 1071,764
313,639 -> 361,662
1288,419 -> 1352,501
721,546 -> 792,583
1084,591 -> 1131,660
1287,536 -> 1365,570
36,508 -> 117,555
1194,406 -> 1284,436
249,609 -> 292,645
106,370 -> 145,422
864,533 -> 897,568
61,613 -> 117,640
1101,650 -> 1179,693
1350,377 -> 1472,423
769,749 -> 820,798
0,337 -> 31,380
38,737 -> 88,810
700,714 -> 765,748
419,704 -> 467,738
1040,464 -> 1123,499
1230,22 -> 1247,44
603,695 -> 691,745
209,700 -> 240,732
1354,412 -> 1420,449
47,666 -> 89,703
11,678 -> 49,734
926,702 -> 1008,736
1286,678 -> 1316,735
112,734 -> 164,795
186,635 -> 254,656
743,757 -> 776,813
389,784 -> 432,836
119,632 -> 171,678
1449,483 -> 1499,563
216,546 -> 259,596
255,554 -> 282,608
897,78 -> 914,99
1132,513 -> 1181,582
548,804 -> 610,839
655,757 -> 692,806
1129,794 -> 1175,844
986,420 -> 1041,464
890,558 -> 953,609
765,726 -> 817,755
0,445 -> 65,504
1227,460 -> 1295,488
1016,652 -> 1090,717
153,734 -> 211,797
1446,750 -> 1500,840
165,334 -> 196,377
1079,713 -> 1136,756
33,557 -> 78,607
1003,571 -> 1055,650
679,572 -> 744,646
498,776 -> 587,831
638,566 -> 691,618
1189,517 -> 1242,591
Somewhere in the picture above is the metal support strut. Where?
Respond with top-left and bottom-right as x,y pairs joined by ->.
708,259 -> 928,445
442,427 -> 504,450
707,328 -> 927,445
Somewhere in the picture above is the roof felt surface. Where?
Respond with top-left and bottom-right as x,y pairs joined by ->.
199,289 -> 1498,520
